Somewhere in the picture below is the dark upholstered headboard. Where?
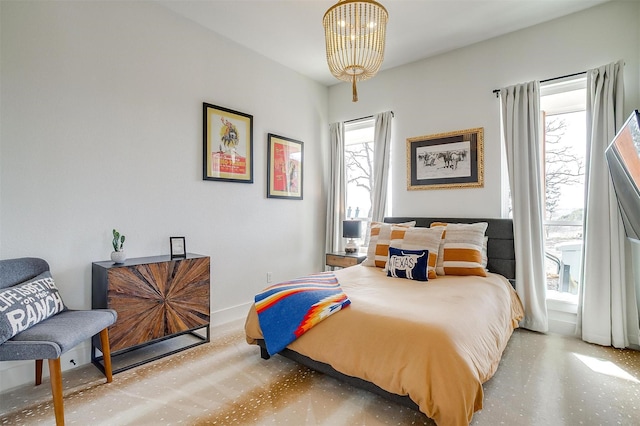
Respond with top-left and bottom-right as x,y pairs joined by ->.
384,217 -> 516,284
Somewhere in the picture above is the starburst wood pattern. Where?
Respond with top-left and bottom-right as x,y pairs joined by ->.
98,256 -> 210,352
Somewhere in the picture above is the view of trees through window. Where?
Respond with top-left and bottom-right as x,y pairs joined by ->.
541,78 -> 586,300
345,119 -> 375,221
545,115 -> 584,221
344,119 -> 375,246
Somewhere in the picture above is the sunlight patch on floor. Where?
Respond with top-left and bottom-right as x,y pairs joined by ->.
573,352 -> 640,383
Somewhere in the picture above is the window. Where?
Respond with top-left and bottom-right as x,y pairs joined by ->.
541,76 -> 586,302
344,119 -> 375,245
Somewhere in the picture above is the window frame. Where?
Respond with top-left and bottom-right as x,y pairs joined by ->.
344,118 -> 376,221
540,76 -> 587,302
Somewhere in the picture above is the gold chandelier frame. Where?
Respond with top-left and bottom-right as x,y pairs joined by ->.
323,0 -> 388,102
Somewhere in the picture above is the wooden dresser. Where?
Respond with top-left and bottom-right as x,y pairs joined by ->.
91,253 -> 210,373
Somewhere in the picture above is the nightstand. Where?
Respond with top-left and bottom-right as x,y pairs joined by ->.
326,252 -> 366,269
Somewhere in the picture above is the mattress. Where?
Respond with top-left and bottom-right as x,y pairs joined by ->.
245,264 -> 524,426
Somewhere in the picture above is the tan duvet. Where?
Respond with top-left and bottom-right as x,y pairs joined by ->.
245,265 -> 524,426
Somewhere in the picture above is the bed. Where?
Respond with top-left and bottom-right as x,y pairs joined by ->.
244,217 -> 524,426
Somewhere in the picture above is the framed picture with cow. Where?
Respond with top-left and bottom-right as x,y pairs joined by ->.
203,102 -> 253,183
406,127 -> 484,190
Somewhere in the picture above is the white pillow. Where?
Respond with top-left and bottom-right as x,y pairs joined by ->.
431,222 -> 488,277
481,236 -> 488,269
362,221 -> 416,267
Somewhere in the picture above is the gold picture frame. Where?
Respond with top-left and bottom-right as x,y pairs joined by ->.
407,127 -> 484,190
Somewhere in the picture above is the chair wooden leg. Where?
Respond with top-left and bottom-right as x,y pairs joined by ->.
48,358 -> 65,426
35,359 -> 43,386
99,328 -> 113,383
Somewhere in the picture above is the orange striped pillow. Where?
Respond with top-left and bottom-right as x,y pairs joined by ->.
387,225 -> 445,279
431,222 -> 488,277
362,221 -> 416,268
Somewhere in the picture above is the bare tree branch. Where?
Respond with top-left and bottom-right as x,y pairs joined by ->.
345,141 -> 374,217
544,116 -> 584,219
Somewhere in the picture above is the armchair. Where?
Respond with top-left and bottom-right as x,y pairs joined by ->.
0,257 -> 117,426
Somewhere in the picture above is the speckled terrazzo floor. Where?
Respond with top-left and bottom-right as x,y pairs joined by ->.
1,320 -> 639,425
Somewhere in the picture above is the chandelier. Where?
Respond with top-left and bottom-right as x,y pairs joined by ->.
323,0 -> 388,102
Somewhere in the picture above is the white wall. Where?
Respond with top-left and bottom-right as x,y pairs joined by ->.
2,0 -> 639,393
329,0 -> 640,219
0,1 -> 328,390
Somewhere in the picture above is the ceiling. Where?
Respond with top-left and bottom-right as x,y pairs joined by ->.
159,0 -> 610,87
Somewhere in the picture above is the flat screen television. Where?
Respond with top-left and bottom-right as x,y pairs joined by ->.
605,109 -> 640,241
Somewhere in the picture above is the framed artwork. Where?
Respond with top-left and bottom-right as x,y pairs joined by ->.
267,133 -> 303,200
170,237 -> 186,258
203,103 -> 253,183
406,127 -> 484,190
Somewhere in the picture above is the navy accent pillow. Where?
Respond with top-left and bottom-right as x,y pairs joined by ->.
386,247 -> 429,281
0,271 -> 67,344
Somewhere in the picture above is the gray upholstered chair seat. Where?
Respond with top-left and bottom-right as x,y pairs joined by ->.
0,257 -> 117,426
0,309 -> 117,361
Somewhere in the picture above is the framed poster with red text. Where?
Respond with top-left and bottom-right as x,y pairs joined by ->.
203,103 -> 253,183
267,133 -> 303,200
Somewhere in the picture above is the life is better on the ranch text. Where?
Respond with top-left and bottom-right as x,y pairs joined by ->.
0,276 -> 65,335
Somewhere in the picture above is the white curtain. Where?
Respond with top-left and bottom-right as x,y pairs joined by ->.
326,122 -> 346,254
370,111 -> 393,222
500,81 -> 549,333
577,60 -> 639,348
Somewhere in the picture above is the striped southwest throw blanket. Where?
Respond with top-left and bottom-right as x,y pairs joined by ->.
254,272 -> 350,356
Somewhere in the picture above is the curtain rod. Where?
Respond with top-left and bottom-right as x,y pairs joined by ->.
492,71 -> 587,97
344,111 -> 395,124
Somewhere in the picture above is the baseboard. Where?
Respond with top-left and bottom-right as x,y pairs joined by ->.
0,342 -> 91,393
210,301 -> 252,326
547,298 -> 578,336
1,303 -> 251,394
548,317 -> 577,336
548,307 -> 576,336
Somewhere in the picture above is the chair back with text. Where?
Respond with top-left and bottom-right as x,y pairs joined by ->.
0,257 -> 116,426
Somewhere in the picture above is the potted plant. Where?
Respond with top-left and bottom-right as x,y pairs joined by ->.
111,229 -> 127,263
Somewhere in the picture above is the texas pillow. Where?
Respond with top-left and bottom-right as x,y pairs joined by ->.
386,247 -> 429,282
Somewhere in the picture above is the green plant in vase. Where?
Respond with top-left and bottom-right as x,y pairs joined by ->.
111,229 -> 127,263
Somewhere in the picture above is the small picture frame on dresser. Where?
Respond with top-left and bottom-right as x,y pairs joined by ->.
170,237 -> 186,258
